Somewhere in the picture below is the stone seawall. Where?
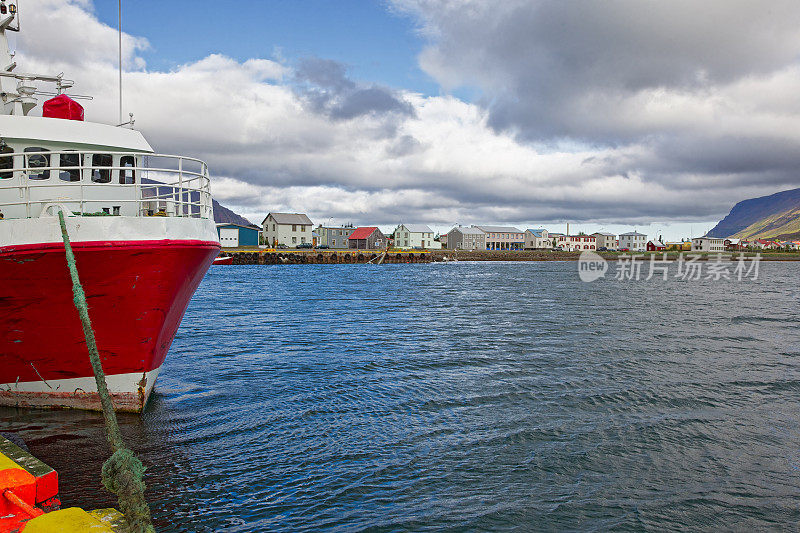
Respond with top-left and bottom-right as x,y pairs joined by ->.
219,249 -> 794,265
430,250 -> 583,261
219,249 -> 585,264
222,250 -> 433,265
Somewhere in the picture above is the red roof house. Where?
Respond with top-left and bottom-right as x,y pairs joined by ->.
755,239 -> 779,249
724,238 -> 743,250
348,227 -> 387,250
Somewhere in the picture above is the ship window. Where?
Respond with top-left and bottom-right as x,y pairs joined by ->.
25,147 -> 50,180
0,144 -> 13,179
119,156 -> 135,184
91,154 -> 112,183
59,152 -> 82,182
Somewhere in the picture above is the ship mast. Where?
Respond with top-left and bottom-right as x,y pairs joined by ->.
0,2 -> 76,116
0,1 -> 26,116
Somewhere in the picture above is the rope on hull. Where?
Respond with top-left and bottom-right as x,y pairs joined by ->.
58,210 -> 155,533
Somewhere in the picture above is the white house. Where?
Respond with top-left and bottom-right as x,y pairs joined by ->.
592,232 -> 618,250
691,237 -> 725,252
261,212 -> 314,247
619,231 -> 647,251
524,229 -> 552,249
394,224 -> 438,249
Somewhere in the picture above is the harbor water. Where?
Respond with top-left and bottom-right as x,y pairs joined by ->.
2,261 -> 800,531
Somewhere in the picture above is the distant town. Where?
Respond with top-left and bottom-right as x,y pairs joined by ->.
215,212 -> 800,253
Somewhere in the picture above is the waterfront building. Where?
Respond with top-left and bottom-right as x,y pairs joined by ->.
349,227 -> 387,250
753,239 -> 780,250
557,235 -> 596,251
524,229 -> 553,249
619,231 -> 647,251
691,237 -> 725,252
724,238 -> 743,251
217,223 -> 260,248
646,240 -> 666,251
591,232 -> 618,250
315,225 -> 355,249
439,233 -> 448,247
394,224 -> 436,249
666,240 -> 692,251
473,225 -> 524,250
446,226 -> 486,250
262,212 -> 314,248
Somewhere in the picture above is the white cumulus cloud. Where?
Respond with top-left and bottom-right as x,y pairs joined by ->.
10,0 -> 797,236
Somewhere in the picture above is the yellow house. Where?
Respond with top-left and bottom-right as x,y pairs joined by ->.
666,241 -> 691,251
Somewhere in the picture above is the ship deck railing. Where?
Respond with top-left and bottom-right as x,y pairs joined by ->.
0,150 -> 213,219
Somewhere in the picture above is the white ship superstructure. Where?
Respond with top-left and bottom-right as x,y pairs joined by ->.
0,3 -> 221,412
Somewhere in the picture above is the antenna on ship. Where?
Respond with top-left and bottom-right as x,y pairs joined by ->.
114,1 -> 133,127
118,0 -> 123,125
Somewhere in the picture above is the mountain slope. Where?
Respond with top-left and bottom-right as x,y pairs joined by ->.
707,188 -> 800,239
731,205 -> 800,240
213,200 -> 256,227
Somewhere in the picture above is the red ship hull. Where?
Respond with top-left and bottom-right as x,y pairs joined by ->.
0,239 -> 219,412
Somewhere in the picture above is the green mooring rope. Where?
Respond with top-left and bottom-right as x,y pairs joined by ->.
58,210 -> 155,533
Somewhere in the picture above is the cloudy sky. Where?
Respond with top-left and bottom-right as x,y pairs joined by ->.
14,0 -> 800,239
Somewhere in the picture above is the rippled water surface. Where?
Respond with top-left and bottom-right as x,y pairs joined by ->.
3,261 -> 800,531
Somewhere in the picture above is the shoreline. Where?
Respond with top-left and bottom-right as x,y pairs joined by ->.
218,248 -> 800,264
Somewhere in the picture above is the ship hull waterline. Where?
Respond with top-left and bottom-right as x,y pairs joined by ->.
0,239 -> 219,413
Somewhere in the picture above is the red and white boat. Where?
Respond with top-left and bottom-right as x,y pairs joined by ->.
0,6 -> 220,412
